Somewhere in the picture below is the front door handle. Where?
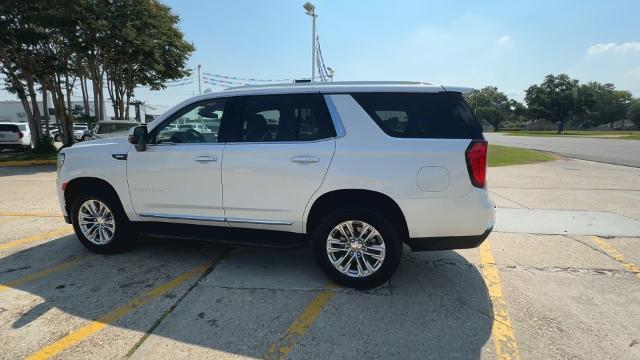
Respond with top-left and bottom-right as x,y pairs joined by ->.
291,155 -> 320,163
194,155 -> 217,162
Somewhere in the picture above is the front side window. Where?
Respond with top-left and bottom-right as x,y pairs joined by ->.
153,98 -> 226,144
219,94 -> 335,142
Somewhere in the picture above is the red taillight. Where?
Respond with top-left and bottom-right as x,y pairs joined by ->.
17,131 -> 24,139
465,140 -> 487,188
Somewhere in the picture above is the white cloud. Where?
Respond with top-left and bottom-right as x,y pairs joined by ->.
498,35 -> 511,45
587,42 -> 640,56
629,67 -> 640,77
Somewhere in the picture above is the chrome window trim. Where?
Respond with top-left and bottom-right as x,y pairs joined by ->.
222,137 -> 336,146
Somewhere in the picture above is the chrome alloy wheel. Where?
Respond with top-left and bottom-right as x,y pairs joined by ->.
326,220 -> 386,278
78,199 -> 116,245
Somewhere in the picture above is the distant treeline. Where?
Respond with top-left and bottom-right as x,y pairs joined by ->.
465,74 -> 640,132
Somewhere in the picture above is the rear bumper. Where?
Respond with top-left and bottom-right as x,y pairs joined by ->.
405,226 -> 493,252
398,187 -> 496,238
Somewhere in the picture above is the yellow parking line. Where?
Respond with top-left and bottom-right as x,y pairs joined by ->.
25,260 -> 213,360
0,255 -> 97,293
0,211 -> 62,218
479,241 -> 521,360
0,159 -> 56,167
0,227 -> 72,251
592,236 -> 640,280
264,282 -> 338,360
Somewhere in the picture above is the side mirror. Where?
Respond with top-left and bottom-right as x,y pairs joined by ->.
128,125 -> 148,151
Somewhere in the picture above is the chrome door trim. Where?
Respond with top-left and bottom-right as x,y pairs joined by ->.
140,213 -> 226,223
139,213 -> 292,226
226,217 -> 293,225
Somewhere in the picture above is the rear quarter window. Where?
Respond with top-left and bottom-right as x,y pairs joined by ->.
351,92 -> 483,139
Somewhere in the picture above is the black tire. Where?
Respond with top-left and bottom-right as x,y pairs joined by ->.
311,208 -> 402,289
81,135 -> 90,142
70,189 -> 132,254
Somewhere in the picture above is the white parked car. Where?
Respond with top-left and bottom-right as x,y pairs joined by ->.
0,122 -> 32,150
51,124 -> 90,142
56,82 -> 495,288
92,121 -> 139,139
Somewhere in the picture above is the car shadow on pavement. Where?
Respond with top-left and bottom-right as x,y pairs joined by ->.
0,235 -> 493,359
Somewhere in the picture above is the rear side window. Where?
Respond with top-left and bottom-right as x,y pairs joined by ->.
351,92 -> 482,139
0,124 -> 19,132
221,94 -> 336,142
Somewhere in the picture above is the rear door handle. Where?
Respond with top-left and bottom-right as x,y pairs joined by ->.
291,155 -> 320,163
194,155 -> 217,162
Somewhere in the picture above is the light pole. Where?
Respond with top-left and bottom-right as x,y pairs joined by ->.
197,64 -> 202,95
303,2 -> 316,82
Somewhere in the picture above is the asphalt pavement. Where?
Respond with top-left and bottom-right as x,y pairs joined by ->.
485,133 -> 640,167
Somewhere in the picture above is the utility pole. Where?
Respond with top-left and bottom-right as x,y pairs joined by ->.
197,64 -> 202,95
303,3 -> 317,82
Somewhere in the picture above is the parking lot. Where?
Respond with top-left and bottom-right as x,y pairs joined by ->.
1,158 -> 639,360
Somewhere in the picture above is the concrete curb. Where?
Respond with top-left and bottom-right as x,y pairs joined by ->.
0,159 -> 56,167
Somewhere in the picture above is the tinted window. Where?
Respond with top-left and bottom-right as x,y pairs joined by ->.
0,124 -> 19,132
17,124 -> 27,131
220,94 -> 336,142
351,92 -> 481,139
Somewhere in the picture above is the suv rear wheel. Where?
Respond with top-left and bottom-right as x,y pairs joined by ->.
71,191 -> 131,253
312,208 -> 402,289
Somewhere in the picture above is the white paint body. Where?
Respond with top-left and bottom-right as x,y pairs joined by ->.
57,82 -> 495,240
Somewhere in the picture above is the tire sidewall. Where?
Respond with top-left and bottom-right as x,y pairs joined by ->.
312,208 -> 402,289
71,192 -> 130,254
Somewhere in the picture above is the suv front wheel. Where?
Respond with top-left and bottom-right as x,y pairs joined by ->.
312,208 -> 402,289
71,192 -> 131,254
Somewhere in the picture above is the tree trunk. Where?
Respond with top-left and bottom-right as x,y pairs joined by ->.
42,83 -> 50,134
99,70 -> 106,120
80,74 -> 90,115
25,75 -> 43,147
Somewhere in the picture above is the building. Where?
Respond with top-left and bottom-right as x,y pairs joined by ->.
0,99 -> 168,125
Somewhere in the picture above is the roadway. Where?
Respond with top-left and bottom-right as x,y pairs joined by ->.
485,133 -> 640,167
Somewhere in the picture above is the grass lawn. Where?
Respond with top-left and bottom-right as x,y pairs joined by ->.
502,130 -> 639,139
0,151 -> 57,163
488,144 -> 556,167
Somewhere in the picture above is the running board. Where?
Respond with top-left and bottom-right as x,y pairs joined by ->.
135,222 -> 308,249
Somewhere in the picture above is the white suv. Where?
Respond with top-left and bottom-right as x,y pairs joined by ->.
57,82 -> 495,288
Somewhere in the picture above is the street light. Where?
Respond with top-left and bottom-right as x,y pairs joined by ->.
303,2 -> 317,82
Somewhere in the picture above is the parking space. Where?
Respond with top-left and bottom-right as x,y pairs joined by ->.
1,160 -> 640,359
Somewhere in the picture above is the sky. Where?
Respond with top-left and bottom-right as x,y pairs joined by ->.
2,0 -> 640,107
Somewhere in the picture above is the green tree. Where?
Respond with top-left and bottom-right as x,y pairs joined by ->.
466,86 -> 515,131
525,74 -> 593,133
0,0 -> 194,147
629,101 -> 640,128
101,0 -> 194,119
579,82 -> 632,129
